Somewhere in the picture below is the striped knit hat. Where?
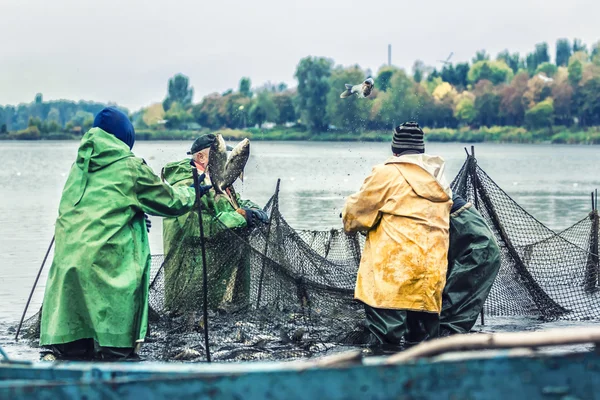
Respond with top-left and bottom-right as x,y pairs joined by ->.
392,121 -> 424,155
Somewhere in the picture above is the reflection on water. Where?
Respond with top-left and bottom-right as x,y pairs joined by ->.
1,140 -> 600,322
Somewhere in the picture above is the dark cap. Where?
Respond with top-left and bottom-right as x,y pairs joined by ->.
391,121 -> 425,155
187,134 -> 233,154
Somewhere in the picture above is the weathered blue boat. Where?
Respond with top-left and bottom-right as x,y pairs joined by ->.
2,328 -> 600,399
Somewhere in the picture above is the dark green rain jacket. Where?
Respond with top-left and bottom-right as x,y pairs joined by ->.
40,128 -> 196,348
440,194 -> 501,335
161,158 -> 257,255
161,158 -> 260,312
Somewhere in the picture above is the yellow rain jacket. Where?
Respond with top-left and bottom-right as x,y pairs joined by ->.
342,154 -> 452,313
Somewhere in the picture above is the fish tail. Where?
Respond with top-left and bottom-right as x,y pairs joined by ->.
340,90 -> 352,99
340,84 -> 354,98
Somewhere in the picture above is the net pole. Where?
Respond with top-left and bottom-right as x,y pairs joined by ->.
256,179 -> 281,309
469,147 -> 485,326
15,235 -> 55,341
192,168 -> 211,363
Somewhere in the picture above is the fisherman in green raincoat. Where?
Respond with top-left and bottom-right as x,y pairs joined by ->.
440,193 -> 501,335
161,134 -> 267,313
40,108 -> 209,360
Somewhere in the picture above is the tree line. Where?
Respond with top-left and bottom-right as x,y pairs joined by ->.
1,37 -> 599,140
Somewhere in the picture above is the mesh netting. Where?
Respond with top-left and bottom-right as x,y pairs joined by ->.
452,155 -> 600,320
17,153 -> 600,361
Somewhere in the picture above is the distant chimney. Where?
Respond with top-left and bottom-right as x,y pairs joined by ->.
388,44 -> 391,66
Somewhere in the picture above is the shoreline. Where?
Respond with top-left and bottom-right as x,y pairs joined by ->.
2,126 -> 600,145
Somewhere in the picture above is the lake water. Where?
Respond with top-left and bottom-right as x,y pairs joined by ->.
1,140 -> 600,326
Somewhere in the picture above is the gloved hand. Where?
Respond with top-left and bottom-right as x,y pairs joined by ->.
238,208 -> 269,228
144,214 -> 151,233
189,172 -> 213,198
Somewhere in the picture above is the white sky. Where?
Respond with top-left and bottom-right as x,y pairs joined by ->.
1,0 -> 598,111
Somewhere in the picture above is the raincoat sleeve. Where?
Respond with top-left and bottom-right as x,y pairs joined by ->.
342,165 -> 393,232
237,195 -> 261,210
213,195 -> 248,229
132,159 -> 196,217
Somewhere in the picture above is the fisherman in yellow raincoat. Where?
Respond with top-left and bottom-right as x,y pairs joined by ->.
342,121 -> 452,352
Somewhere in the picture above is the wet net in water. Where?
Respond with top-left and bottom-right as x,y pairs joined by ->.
18,152 -> 600,361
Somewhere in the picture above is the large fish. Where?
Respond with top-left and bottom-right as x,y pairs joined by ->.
207,133 -> 228,194
222,138 -> 250,189
340,77 -> 374,99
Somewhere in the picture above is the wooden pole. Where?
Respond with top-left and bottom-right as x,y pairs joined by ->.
192,168 -> 211,363
386,327 -> 600,364
15,236 -> 55,341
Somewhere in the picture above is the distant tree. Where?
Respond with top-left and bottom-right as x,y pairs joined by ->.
578,77 -> 600,126
142,103 -> 166,127
426,69 -> 441,83
497,50 -> 521,74
0,124 -> 6,134
535,62 -> 558,77
163,74 -> 194,112
249,91 -> 279,128
46,121 -> 62,133
468,60 -> 513,85
35,93 -> 43,105
377,66 -> 397,91
572,39 -> 587,54
164,102 -> 193,129
192,93 -> 226,129
70,110 -> 94,127
524,42 -> 550,76
525,52 -> 536,76
555,38 -> 572,67
378,71 -> 423,129
592,42 -> 600,66
473,80 -> 500,127
568,59 -> 583,86
82,117 -> 94,132
453,63 -> 470,88
28,116 -> 42,130
432,82 -> 457,102
454,94 -> 477,126
222,92 -> 251,128
411,60 -> 427,83
273,91 -> 296,124
499,71 -> 529,126
239,77 -> 252,97
294,56 -> 333,132
534,42 -> 550,65
525,98 -> 554,129
277,82 -> 288,92
522,75 -> 553,109
472,50 -> 490,63
47,108 -> 61,125
552,78 -> 574,126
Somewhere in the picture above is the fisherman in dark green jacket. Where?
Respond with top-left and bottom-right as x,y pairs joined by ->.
40,107 -> 207,361
440,193 -> 501,336
161,134 -> 267,313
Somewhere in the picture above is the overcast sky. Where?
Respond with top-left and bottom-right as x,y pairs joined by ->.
1,0 -> 598,111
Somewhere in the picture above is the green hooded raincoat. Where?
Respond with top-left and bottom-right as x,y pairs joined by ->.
40,128 -> 196,348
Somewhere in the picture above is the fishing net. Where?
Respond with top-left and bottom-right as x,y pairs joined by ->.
452,153 -> 600,320
17,151 -> 600,361
142,181 -> 370,361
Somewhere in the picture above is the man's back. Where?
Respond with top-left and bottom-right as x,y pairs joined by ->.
343,154 -> 453,313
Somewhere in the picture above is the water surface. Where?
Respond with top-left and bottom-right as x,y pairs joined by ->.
1,141 -> 600,323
